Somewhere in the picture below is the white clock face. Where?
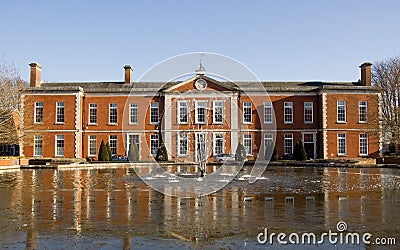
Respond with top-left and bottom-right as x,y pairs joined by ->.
195,79 -> 207,90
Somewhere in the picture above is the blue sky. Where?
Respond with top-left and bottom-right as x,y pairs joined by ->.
1,1 -> 400,82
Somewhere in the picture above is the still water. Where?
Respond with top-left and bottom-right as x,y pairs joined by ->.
0,166 -> 399,249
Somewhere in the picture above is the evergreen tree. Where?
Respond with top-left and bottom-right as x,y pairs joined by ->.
389,143 -> 396,154
106,142 -> 112,161
264,140 -> 278,161
155,141 -> 168,161
271,145 -> 278,161
293,140 -> 307,161
128,142 -> 140,162
264,140 -> 276,161
98,140 -> 109,161
299,141 -> 307,160
235,141 -> 247,162
293,141 -> 299,159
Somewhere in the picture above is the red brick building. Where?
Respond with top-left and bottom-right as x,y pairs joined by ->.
21,62 -> 381,161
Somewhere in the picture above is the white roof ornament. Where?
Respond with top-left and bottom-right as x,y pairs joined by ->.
196,59 -> 206,76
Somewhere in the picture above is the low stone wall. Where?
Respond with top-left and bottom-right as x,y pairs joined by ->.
0,158 -> 29,166
355,158 -> 376,165
376,157 -> 400,165
58,162 -> 133,169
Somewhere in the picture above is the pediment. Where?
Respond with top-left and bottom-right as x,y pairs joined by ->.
162,75 -> 238,93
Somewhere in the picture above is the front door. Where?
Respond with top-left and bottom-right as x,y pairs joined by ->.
303,133 -> 315,159
127,134 -> 140,160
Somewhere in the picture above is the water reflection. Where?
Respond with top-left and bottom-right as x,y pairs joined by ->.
0,166 -> 399,249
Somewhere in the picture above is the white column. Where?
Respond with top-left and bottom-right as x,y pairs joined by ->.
19,94 -> 25,156
378,92 -> 383,156
164,95 -> 172,156
322,93 -> 328,159
230,94 -> 239,154
75,90 -> 83,158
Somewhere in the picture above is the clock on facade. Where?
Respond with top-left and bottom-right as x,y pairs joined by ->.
195,78 -> 207,90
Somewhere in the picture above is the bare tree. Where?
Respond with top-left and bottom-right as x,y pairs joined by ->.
0,56 -> 27,146
372,56 -> 400,150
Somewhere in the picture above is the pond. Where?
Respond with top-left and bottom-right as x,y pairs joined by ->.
0,166 -> 399,249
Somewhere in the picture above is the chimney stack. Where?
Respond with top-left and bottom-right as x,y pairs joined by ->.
124,65 -> 133,84
359,62 -> 372,86
29,62 -> 42,87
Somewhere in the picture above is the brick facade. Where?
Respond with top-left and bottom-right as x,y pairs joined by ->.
21,63 -> 381,161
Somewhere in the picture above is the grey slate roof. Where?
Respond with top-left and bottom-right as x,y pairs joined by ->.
26,79 -> 377,94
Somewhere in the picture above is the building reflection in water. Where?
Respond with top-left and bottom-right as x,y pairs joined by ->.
1,166 -> 399,248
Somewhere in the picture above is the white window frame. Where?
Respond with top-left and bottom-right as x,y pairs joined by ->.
284,102 -> 293,124
284,133 -> 293,155
213,100 -> 224,124
177,132 -> 189,156
177,101 -> 189,124
88,135 -> 97,156
129,103 -> 138,125
88,103 -> 97,125
243,134 -> 252,156
337,100 -> 346,123
359,101 -> 368,123
55,134 -> 64,157
243,102 -> 252,124
109,103 -> 118,125
56,102 -> 65,124
264,133 -> 273,143
264,102 -> 273,124
109,135 -> 118,156
34,135 -> 43,157
34,102 -> 43,123
304,102 -> 313,124
150,102 -> 159,124
195,100 -> 207,124
359,133 -> 368,156
213,133 -> 224,155
337,133 -> 347,156
150,134 -> 159,156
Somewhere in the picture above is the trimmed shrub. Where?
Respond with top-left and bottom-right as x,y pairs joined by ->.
271,145 -> 278,161
106,142 -> 112,161
389,143 -> 397,154
128,142 -> 139,162
264,140 -> 278,161
293,140 -> 307,161
98,140 -> 109,161
156,141 -> 168,161
235,141 -> 247,162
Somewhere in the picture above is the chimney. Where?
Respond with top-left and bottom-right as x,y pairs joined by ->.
359,62 -> 372,86
124,65 -> 133,84
29,62 -> 42,87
